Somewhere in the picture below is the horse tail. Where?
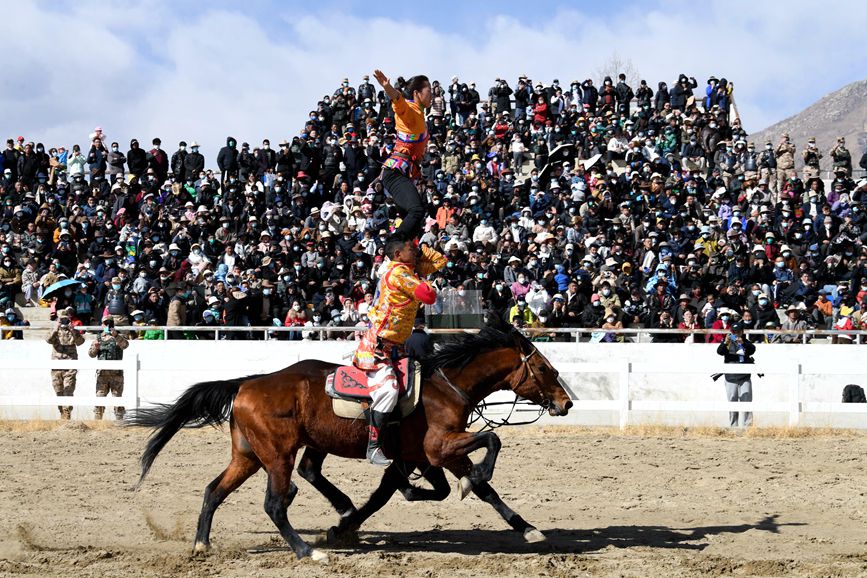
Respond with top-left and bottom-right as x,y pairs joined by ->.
127,375 -> 256,488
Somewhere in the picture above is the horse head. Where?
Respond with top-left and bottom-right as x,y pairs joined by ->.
487,314 -> 573,416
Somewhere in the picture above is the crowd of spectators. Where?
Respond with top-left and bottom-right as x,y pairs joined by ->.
1,71 -> 867,342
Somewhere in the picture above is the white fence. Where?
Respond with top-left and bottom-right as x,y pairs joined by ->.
548,360 -> 867,429
0,341 -> 865,427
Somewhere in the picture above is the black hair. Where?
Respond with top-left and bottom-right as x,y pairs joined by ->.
403,75 -> 430,100
384,236 -> 409,258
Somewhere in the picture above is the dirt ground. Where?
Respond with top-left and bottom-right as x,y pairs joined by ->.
0,423 -> 866,578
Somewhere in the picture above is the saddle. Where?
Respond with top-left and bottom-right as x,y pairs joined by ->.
325,358 -> 422,419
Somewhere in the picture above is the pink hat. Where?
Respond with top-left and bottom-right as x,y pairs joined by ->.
591,293 -> 600,302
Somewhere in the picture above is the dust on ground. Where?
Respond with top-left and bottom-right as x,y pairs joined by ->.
0,424 -> 866,577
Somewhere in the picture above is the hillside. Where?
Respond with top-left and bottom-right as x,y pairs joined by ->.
749,78 -> 867,170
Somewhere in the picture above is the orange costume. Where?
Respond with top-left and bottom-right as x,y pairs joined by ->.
353,244 -> 446,466
381,94 -> 429,180
353,245 -> 447,371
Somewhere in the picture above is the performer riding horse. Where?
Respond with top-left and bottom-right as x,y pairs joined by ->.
130,315 -> 573,562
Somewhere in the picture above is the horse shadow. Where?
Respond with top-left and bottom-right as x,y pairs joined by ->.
280,514 -> 804,556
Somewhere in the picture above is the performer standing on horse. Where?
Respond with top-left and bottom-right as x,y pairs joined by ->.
353,237 -> 446,466
372,69 -> 431,243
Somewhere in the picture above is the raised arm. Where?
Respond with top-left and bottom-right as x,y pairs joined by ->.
373,70 -> 402,103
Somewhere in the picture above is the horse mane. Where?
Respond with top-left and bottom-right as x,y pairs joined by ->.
420,324 -> 525,375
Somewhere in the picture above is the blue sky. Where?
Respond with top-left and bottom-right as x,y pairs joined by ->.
3,0 -> 866,160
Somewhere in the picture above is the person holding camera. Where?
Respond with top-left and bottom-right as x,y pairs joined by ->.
45,307 -> 85,419
88,316 -> 130,420
716,321 -> 756,427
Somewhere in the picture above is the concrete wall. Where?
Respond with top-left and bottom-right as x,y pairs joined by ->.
1,339 -> 865,427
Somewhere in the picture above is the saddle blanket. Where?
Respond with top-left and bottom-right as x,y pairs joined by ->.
325,359 -> 422,419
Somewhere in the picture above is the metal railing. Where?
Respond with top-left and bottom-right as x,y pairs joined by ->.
9,324 -> 867,344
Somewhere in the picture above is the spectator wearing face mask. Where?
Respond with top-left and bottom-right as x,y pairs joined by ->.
45,307 -> 85,419
707,306 -> 734,343
1,307 -> 28,339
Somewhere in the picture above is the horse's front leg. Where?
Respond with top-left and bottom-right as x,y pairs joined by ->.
425,430 -> 501,499
444,456 -> 547,544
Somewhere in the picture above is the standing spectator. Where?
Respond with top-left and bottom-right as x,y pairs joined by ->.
126,139 -> 148,178
774,133 -> 796,194
45,308 -> 84,420
171,141 -> 187,183
88,316 -> 130,420
106,141 -> 126,179
830,137 -> 852,177
217,136 -> 240,185
716,321 -> 756,427
148,138 -> 169,183
166,283 -> 189,340
184,141 -> 205,180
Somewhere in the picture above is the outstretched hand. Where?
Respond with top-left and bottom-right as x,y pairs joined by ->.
373,70 -> 389,88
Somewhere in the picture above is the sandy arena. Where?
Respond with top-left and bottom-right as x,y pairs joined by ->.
0,423 -> 866,578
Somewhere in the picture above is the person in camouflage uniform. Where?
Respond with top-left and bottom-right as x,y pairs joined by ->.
757,139 -> 777,196
802,137 -> 822,181
88,316 -> 130,420
830,137 -> 852,177
774,132 -> 797,195
45,307 -> 84,419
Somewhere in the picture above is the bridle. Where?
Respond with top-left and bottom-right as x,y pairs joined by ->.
508,348 -> 552,411
436,345 -> 554,431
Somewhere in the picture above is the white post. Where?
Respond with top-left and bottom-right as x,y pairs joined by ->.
130,353 -> 140,412
788,363 -> 801,427
618,361 -> 631,430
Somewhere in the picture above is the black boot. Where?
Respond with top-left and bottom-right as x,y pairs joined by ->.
366,410 -> 392,467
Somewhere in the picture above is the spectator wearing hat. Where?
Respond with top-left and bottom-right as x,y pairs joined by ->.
1,307 -> 28,339
774,133 -> 796,195
780,304 -> 809,343
45,307 -> 85,420
88,316 -> 130,420
103,275 -> 132,327
716,321 -> 756,427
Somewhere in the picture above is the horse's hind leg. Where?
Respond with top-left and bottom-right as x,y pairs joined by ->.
193,433 -> 261,553
264,454 -> 327,562
397,465 -> 451,502
327,460 -> 407,545
296,447 -> 357,518
445,459 -> 546,544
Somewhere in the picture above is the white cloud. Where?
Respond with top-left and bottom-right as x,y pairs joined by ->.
2,1 -> 865,161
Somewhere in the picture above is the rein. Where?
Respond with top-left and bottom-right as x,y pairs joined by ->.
435,349 -> 550,432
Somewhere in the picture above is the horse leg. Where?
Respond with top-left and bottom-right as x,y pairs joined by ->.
296,447 -> 357,518
445,459 -> 546,544
397,465 -> 451,502
428,431 -> 502,498
263,456 -> 327,562
193,443 -> 261,553
327,460 -> 406,545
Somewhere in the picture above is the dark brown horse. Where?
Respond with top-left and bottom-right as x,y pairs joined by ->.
129,318 -> 572,562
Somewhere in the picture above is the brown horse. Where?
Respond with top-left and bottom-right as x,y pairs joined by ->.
129,318 -> 572,562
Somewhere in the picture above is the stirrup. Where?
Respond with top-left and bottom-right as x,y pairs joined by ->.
367,447 -> 392,467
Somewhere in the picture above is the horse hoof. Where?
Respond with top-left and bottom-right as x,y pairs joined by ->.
192,541 -> 209,554
457,477 -> 473,500
524,528 -> 547,543
310,549 -> 329,564
326,526 -> 359,547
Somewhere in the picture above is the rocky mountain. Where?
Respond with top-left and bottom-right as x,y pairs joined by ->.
748,78 -> 867,171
